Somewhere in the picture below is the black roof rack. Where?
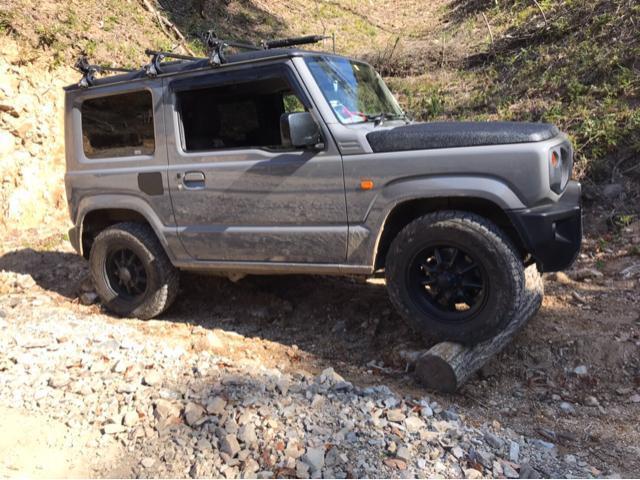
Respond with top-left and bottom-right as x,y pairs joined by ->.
74,57 -> 138,88
74,32 -> 334,88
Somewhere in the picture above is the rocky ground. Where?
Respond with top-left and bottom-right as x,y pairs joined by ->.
1,211 -> 639,479
0,302 -> 571,480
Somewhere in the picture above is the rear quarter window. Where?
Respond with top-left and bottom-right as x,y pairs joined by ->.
81,90 -> 155,159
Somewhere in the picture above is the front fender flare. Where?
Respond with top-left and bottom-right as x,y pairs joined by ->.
349,175 -> 526,266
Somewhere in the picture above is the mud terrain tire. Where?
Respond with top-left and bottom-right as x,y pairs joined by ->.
385,211 -> 525,345
90,222 -> 179,319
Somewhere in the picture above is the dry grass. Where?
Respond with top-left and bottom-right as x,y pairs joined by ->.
1,0 -> 637,192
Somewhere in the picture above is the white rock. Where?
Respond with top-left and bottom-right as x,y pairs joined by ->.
116,382 -> 138,394
276,376 -> 290,395
404,416 -> 424,434
122,410 -> 139,426
302,446 -> 325,472
112,359 -> 127,373
420,405 -> 433,418
386,409 -> 406,422
452,446 -> 464,459
0,130 -> 15,156
154,399 -> 181,422
584,395 -> 599,407
502,462 -> 519,478
316,367 -> 344,385
48,373 -> 70,389
396,446 -> 411,462
143,370 -> 162,386
206,396 -> 227,414
184,402 -> 206,426
79,292 -> 98,305
560,401 -> 576,414
238,424 -> 257,445
102,423 -> 126,434
573,365 -> 588,376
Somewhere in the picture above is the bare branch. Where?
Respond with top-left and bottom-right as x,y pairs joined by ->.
140,0 -> 196,56
481,12 -> 494,53
532,0 -> 549,28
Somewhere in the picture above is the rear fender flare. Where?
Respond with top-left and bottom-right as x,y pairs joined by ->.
74,195 -> 178,259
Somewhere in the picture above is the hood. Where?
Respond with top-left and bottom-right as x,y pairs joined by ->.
366,121 -> 560,153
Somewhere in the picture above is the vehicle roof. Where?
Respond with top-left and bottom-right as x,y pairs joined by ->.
64,48 -> 351,92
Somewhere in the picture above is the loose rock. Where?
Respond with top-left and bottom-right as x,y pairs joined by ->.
302,446 -> 325,472
221,434 -> 241,457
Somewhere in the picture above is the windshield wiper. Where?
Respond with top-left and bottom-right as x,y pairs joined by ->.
364,112 -> 409,126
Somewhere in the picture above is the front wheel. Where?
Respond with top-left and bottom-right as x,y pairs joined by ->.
89,222 -> 179,319
385,211 -> 525,345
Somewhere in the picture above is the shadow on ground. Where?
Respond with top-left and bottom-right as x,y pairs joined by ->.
0,248 -> 422,369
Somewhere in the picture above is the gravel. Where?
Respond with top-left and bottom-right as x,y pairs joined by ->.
0,269 -> 609,478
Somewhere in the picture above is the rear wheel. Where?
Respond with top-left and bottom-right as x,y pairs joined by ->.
90,222 -> 179,319
385,211 -> 524,345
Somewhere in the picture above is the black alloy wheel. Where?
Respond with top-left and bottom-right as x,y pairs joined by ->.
407,245 -> 488,321
105,247 -> 149,299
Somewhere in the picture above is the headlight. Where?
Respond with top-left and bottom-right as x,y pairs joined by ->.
549,145 -> 572,194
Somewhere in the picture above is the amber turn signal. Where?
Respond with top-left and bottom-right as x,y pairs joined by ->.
551,150 -> 560,168
360,179 -> 374,190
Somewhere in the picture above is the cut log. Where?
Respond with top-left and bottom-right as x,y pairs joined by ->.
414,265 -> 544,393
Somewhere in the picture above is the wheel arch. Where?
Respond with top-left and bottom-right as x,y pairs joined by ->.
75,196 -> 173,260
373,197 -> 527,270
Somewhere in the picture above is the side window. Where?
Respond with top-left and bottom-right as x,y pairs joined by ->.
176,76 -> 308,152
283,93 -> 305,113
81,90 -> 155,159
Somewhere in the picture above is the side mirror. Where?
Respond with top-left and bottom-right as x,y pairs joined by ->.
280,112 -> 323,149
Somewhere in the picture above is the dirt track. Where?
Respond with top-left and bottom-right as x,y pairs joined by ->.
0,211 -> 639,477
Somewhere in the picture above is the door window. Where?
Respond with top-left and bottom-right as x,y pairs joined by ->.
176,76 -> 307,152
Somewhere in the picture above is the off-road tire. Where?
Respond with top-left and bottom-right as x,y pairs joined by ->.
89,222 -> 179,319
385,211 -> 525,345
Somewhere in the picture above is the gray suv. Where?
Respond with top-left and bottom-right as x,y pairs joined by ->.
64,42 -> 581,344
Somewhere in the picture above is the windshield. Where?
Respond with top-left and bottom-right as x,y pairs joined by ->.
305,56 -> 404,125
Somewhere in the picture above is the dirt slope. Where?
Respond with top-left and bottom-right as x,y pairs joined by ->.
0,214 -> 639,477
1,0 -> 637,230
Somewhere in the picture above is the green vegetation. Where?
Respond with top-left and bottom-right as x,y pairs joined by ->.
2,0 -> 636,189
390,0 -> 639,184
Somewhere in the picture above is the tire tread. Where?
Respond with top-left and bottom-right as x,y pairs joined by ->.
385,210 -> 525,345
90,222 -> 179,319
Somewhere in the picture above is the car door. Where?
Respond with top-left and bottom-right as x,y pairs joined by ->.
164,62 -> 348,263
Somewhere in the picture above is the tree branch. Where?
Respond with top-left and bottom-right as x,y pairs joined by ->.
140,0 -> 196,56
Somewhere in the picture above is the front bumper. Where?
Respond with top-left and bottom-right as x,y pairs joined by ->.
507,181 -> 582,272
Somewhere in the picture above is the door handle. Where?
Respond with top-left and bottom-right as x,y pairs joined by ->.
181,171 -> 205,189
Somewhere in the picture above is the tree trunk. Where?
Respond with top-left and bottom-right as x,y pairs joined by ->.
414,265 -> 544,393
